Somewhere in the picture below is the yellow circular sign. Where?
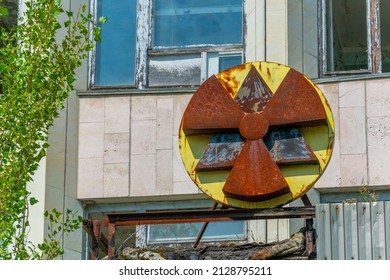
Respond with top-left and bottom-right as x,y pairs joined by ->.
179,62 -> 334,209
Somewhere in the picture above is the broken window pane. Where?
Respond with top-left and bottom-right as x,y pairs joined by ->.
148,54 -> 202,87
153,0 -> 242,48
95,0 -> 137,86
326,0 -> 368,72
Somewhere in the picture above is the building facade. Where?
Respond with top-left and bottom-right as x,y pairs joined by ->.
14,0 -> 390,259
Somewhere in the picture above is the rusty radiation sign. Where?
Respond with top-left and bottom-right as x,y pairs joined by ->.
179,62 -> 334,209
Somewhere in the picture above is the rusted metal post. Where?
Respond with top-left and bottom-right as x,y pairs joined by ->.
91,220 -> 101,260
193,202 -> 219,248
305,217 -> 314,256
301,194 -> 312,207
108,221 -> 116,259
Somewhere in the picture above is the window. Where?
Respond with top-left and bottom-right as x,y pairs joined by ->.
152,0 -> 242,48
90,0 -> 243,89
148,221 -> 245,244
321,0 -> 388,75
94,0 -> 137,87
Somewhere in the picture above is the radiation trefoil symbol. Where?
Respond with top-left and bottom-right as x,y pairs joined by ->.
179,62 -> 334,209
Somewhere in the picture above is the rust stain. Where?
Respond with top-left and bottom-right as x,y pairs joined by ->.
217,73 -> 240,98
217,63 -> 251,98
326,134 -> 335,157
223,140 -> 291,202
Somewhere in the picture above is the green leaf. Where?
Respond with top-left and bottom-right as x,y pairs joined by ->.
29,197 -> 39,205
98,16 -> 108,24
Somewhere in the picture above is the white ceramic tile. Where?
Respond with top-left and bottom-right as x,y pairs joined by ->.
104,163 -> 129,197
173,94 -> 192,136
266,8 -> 287,63
339,107 -> 366,155
131,95 -> 157,121
367,116 -> 390,185
340,154 -> 368,186
157,97 -> 174,149
366,78 -> 390,118
105,96 -> 130,133
79,97 -> 104,123
104,133 -> 130,164
78,122 -> 104,158
339,80 -> 365,108
77,158 -> 104,199
172,139 -> 192,183
318,82 -> 339,95
130,154 -> 156,196
173,181 -> 198,195
130,120 -> 157,155
156,149 -> 173,195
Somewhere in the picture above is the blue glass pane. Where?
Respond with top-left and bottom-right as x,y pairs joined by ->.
204,221 -> 244,238
148,221 -> 244,243
219,54 -> 242,71
95,0 -> 137,86
153,0 -> 242,48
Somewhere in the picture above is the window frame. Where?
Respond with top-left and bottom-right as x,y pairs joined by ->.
88,0 -> 245,90
88,0 -> 148,90
319,0 -> 381,76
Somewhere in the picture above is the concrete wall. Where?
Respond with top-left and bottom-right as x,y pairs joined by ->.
315,77 -> 390,192
77,93 -> 198,200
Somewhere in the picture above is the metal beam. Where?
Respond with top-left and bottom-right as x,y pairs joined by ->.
85,206 -> 316,259
104,206 -> 315,226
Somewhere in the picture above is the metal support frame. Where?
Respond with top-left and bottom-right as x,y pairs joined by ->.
305,217 -> 315,255
192,195 -> 316,249
82,219 -> 109,259
193,202 -> 219,249
301,194 -> 315,255
83,203 -> 315,259
92,220 -> 101,260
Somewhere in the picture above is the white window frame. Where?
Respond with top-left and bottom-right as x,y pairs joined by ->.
88,0 -> 245,89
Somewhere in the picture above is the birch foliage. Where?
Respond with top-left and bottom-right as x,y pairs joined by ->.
0,0 -> 105,259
